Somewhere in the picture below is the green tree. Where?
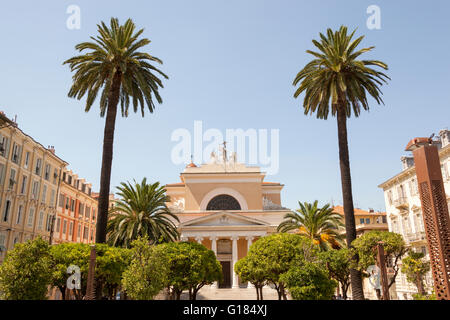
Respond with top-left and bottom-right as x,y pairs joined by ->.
280,263 -> 337,300
278,201 -> 344,250
242,233 -> 318,300
234,255 -> 267,300
292,26 -> 390,299
122,237 -> 168,300
352,231 -> 406,298
50,243 -> 90,300
0,237 -> 52,300
401,250 -> 430,296
64,18 -> 168,243
107,178 -> 179,248
319,248 -> 353,299
159,241 -> 222,300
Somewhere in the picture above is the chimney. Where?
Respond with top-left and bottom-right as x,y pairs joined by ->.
439,129 -> 450,148
400,156 -> 414,171
369,208 -> 374,213
48,145 -> 55,154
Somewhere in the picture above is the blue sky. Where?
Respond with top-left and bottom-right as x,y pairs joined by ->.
1,0 -> 449,212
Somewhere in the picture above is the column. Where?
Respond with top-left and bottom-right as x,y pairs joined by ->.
210,236 -> 218,288
231,236 -> 239,288
246,236 -> 254,289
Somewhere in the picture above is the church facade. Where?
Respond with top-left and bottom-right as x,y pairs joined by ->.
165,151 -> 290,289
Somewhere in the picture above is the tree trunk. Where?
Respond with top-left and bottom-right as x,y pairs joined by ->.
416,274 -> 426,296
259,286 -> 264,300
96,72 -> 122,243
58,286 -> 66,300
255,285 -> 260,300
342,284 -> 348,300
336,105 -> 365,300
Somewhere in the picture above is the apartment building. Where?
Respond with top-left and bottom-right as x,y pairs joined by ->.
0,114 -> 67,262
378,129 -> 450,299
52,169 -> 97,244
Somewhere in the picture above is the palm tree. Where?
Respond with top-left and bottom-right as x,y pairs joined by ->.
292,26 -> 390,299
277,200 -> 344,251
64,18 -> 168,243
107,178 -> 179,248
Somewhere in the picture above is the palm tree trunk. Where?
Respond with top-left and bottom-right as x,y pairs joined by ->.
336,105 -> 365,300
96,72 -> 121,243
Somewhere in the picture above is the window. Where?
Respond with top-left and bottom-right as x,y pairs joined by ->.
65,197 -> 70,210
77,224 -> 81,238
85,206 -> 90,219
35,158 -> 42,176
32,181 -> 40,199
88,187 -> 91,196
24,152 -> 30,169
46,214 -> 53,232
50,189 -> 55,206
9,168 -> 16,189
41,185 -> 47,203
70,199 -> 75,212
79,203 -> 84,217
2,200 -> 11,222
0,136 -> 8,157
402,215 -> 411,234
38,211 -> 44,230
382,216 -> 387,223
92,209 -> 96,221
44,164 -> 50,180
27,208 -> 35,227
20,176 -> 27,194
0,233 -> 6,256
387,190 -> 393,205
359,218 -> 365,224
16,205 -> 23,225
69,222 -> 73,236
68,175 -> 72,185
11,143 -> 20,164
56,218 -> 61,232
81,184 -> 86,193
59,194 -> 65,208
0,163 -> 5,185
365,218 -> 370,224
63,220 -> 67,234
83,226 -> 88,239
53,168 -> 58,184
75,179 -> 79,189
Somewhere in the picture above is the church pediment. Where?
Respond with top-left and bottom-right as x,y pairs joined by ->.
180,212 -> 269,227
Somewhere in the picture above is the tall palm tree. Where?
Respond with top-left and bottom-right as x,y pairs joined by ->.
64,18 -> 168,243
292,26 -> 390,299
277,200 -> 344,251
107,178 -> 179,248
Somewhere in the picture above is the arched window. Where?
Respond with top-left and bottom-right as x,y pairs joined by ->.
206,194 -> 241,211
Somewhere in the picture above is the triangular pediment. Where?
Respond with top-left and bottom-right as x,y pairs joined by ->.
180,212 -> 269,227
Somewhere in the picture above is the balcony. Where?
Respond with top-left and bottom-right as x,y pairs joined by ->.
392,196 -> 409,210
405,231 -> 427,244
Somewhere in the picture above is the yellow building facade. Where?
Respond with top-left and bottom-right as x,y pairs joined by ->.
166,152 -> 290,289
0,115 -> 67,262
52,169 -> 98,245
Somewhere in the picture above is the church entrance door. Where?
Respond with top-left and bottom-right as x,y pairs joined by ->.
219,261 -> 231,288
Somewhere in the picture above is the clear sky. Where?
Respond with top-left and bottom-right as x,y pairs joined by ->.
1,0 -> 449,212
